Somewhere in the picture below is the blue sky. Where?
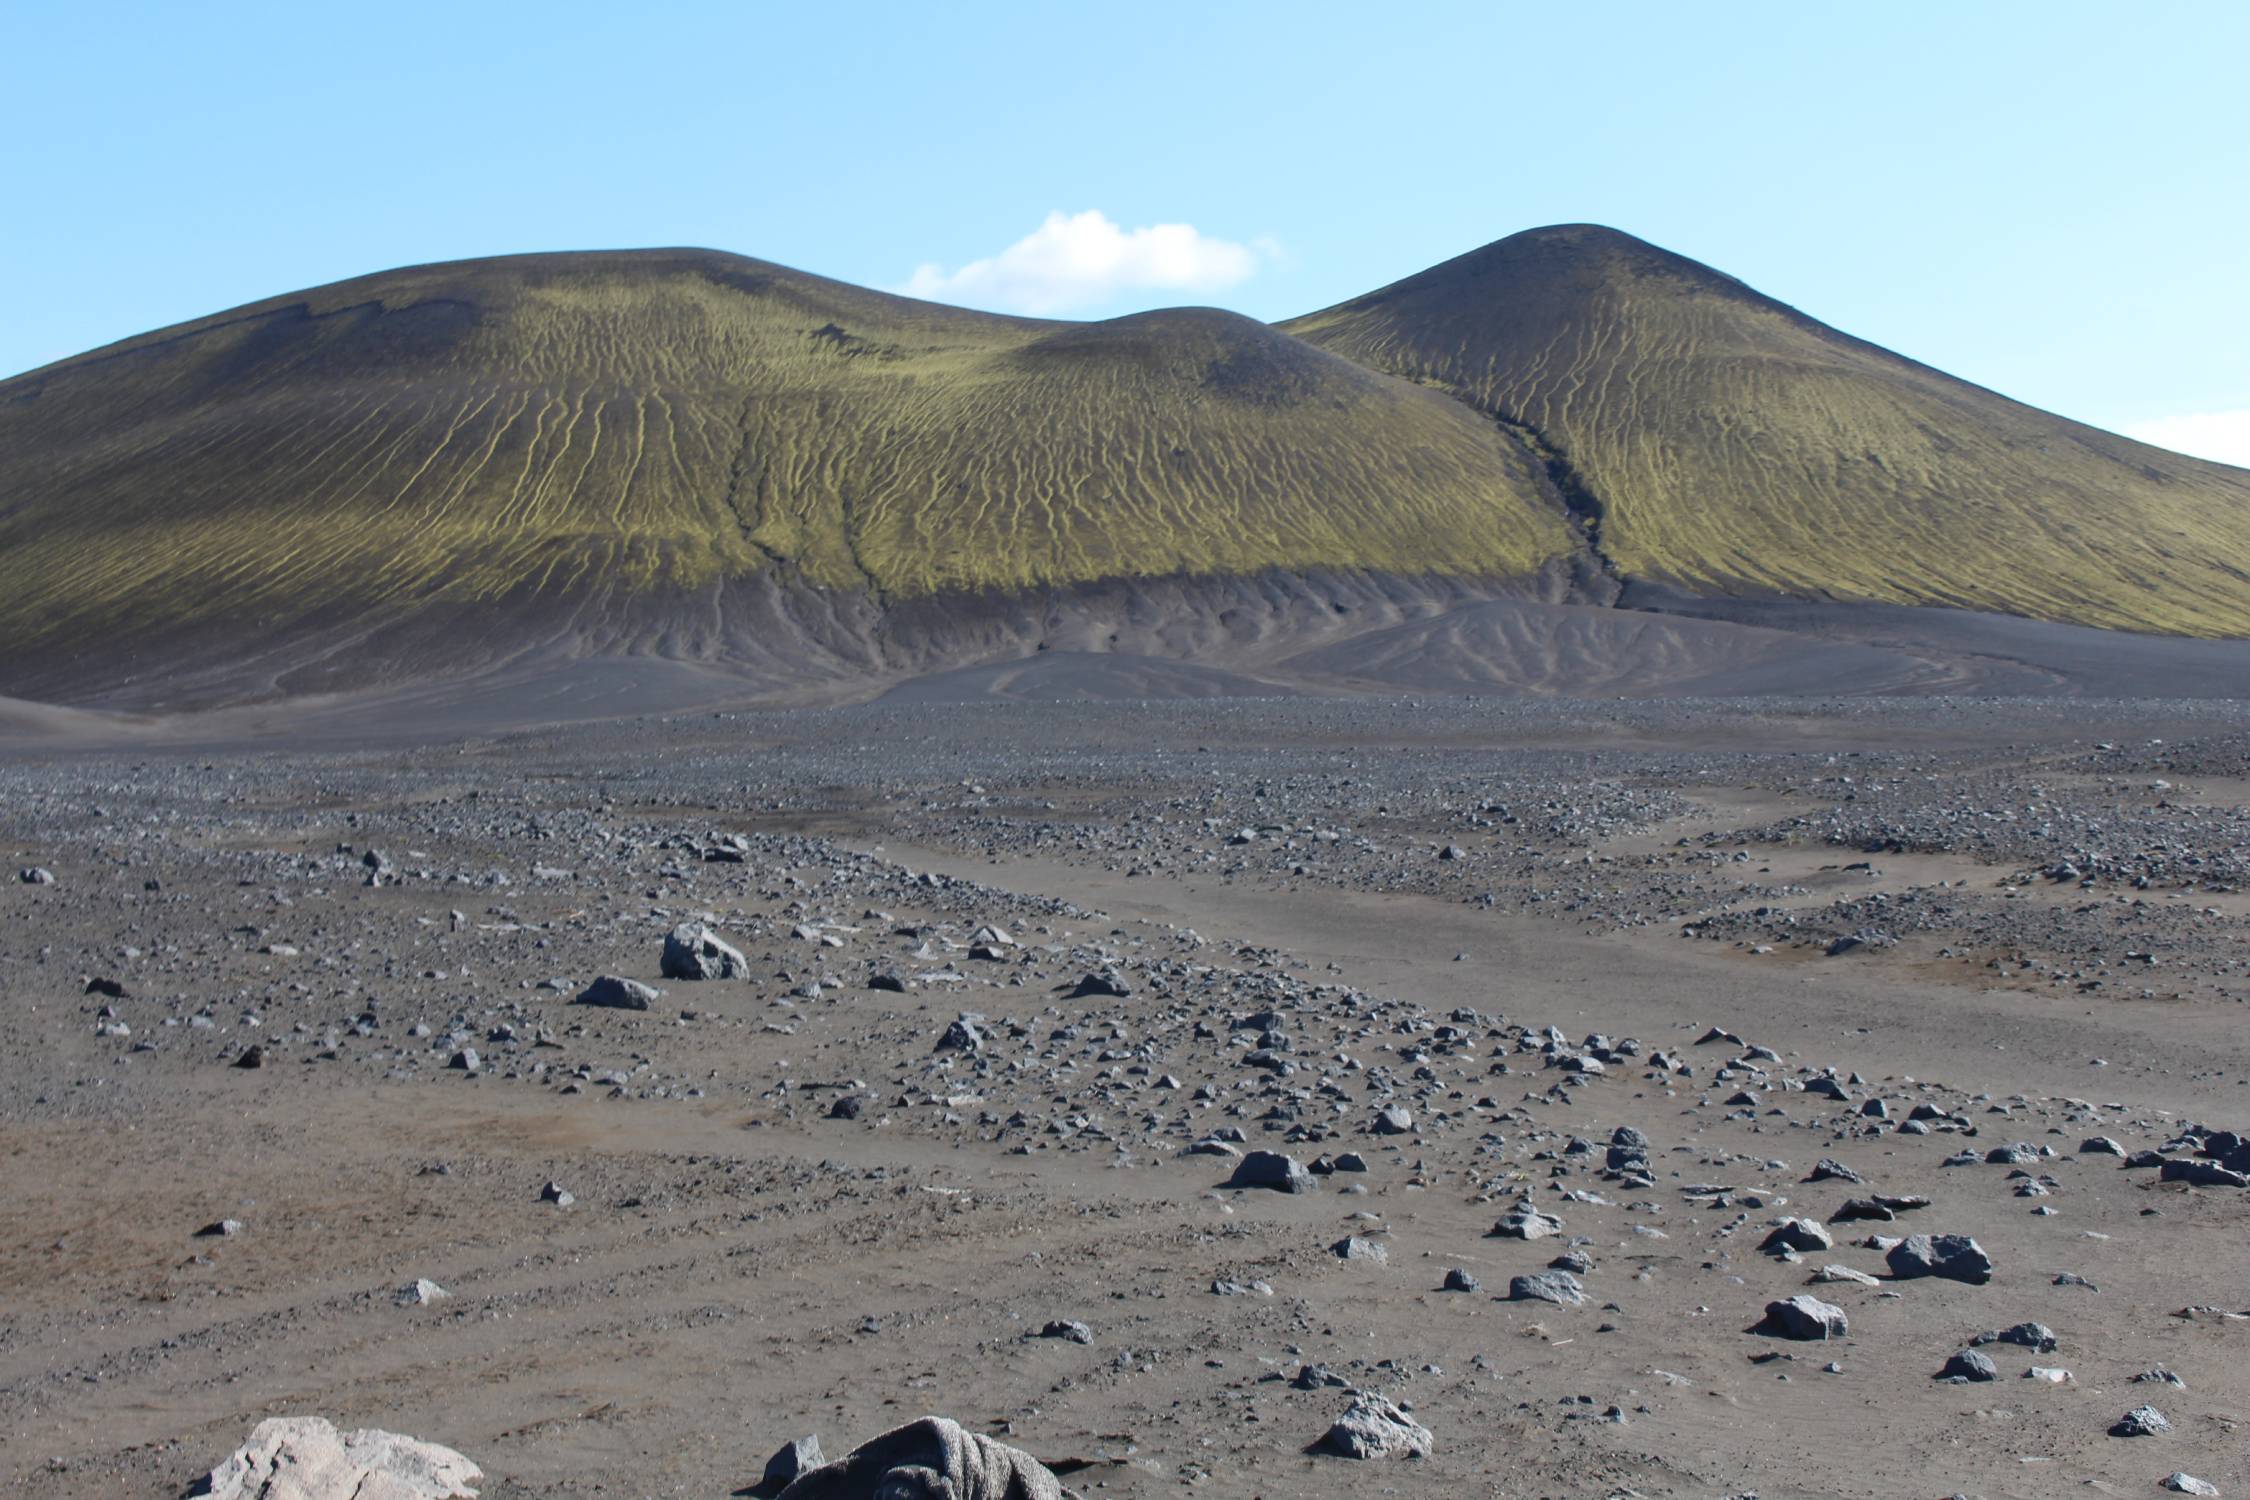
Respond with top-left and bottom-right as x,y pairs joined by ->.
5,1 -> 2247,460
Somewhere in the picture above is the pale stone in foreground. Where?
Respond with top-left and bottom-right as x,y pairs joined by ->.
202,1416 -> 480,1499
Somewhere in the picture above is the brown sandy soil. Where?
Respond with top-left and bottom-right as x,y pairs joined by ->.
2,697 -> 2246,1498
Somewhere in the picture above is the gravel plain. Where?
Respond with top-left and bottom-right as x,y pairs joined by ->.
4,694 -> 2247,1498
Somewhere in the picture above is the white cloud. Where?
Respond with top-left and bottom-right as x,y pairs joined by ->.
900,210 -> 1269,316
2123,409 -> 2250,469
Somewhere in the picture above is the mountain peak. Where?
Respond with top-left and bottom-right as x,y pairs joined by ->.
1312,222 -> 1768,324
1282,226 -> 2250,636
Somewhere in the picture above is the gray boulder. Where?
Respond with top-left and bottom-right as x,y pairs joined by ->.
1034,1319 -> 1093,1344
1317,1393 -> 1433,1460
200,1416 -> 481,1499
1939,1349 -> 1998,1382
759,1436 -> 825,1495
1972,1321 -> 2058,1352
575,975 -> 660,1010
661,923 -> 747,980
1490,1201 -> 1565,1239
1886,1233 -> 1993,1284
775,1415 -> 1061,1499
1755,1294 -> 1849,1340
2160,1158 -> 2250,1187
1759,1217 -> 1834,1254
1605,1125 -> 1651,1173
1227,1150 -> 1314,1194
1507,1270 -> 1586,1306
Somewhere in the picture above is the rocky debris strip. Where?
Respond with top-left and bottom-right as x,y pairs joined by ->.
8,700 -> 2250,1494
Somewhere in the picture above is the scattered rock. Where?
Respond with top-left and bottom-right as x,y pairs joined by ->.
1372,1104 -> 1414,1134
1508,1270 -> 1586,1306
1490,1201 -> 1565,1239
1971,1321 -> 2057,1353
1811,1264 -> 1880,1287
1226,1150 -> 1314,1194
574,975 -> 660,1010
1755,1294 -> 1849,1340
1938,1349 -> 1998,1382
1760,1217 -> 1834,1254
1316,1393 -> 1433,1460
1886,1233 -> 1994,1284
759,1435 -> 825,1495
660,923 -> 748,980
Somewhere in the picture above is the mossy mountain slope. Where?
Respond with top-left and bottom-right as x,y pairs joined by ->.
0,249 -> 1575,671
3,227 -> 2247,710
1284,224 -> 2250,636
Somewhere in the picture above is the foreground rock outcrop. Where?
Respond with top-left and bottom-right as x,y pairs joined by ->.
198,1417 -> 480,1499
774,1416 -> 1063,1500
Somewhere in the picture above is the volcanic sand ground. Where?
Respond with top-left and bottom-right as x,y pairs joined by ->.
3,695 -> 2248,1498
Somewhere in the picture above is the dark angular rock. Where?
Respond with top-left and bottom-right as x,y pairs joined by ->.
661,923 -> 748,981
1938,1349 -> 1998,1382
575,975 -> 659,1010
1886,1233 -> 1993,1284
1507,1270 -> 1585,1306
1227,1150 -> 1314,1194
1760,1218 -> 1834,1254
1034,1319 -> 1093,1344
758,1435 -> 824,1495
1754,1294 -> 1848,1340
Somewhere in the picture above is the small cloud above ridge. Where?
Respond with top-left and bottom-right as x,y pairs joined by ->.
900,210 -> 1273,316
